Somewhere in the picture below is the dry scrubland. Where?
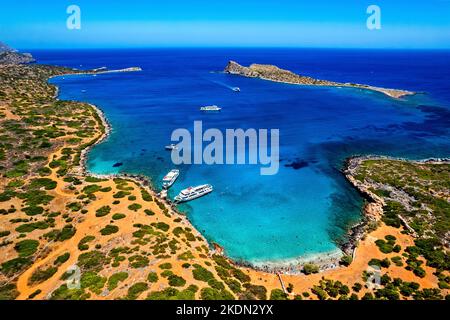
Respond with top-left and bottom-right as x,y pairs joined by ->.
0,64 -> 448,300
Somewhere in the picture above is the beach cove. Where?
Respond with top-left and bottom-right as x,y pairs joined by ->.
42,48 -> 450,268
0,60 -> 447,300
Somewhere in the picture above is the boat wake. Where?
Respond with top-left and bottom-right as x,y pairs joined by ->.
210,80 -> 240,92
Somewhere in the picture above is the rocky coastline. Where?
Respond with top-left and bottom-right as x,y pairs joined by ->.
342,155 -> 450,256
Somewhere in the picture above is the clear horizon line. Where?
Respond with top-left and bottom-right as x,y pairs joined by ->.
19,45 -> 450,51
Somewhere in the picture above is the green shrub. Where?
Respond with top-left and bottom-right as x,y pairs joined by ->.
231,268 -> 251,283
141,190 -> 153,202
22,206 -> 44,216
29,178 -> 57,190
80,271 -> 107,295
85,177 -> 106,183
15,239 -> 39,257
29,267 -> 58,284
100,225 -> 119,236
0,283 -> 19,300
82,184 -> 101,194
147,286 -> 198,300
312,286 -> 328,300
28,289 -> 42,299
0,231 -> 11,238
224,278 -> 242,294
128,203 -> 142,212
302,263 -> 319,275
159,263 -> 172,270
78,236 -> 95,251
77,251 -> 106,272
154,222 -> 170,232
15,221 -> 49,233
168,275 -> 186,287
112,213 -> 126,220
200,287 -> 234,300
241,284 -> 267,300
375,239 -> 394,254
108,272 -> 129,291
54,253 -> 70,265
126,282 -> 148,300
128,255 -> 149,268
113,191 -> 130,199
177,251 -> 194,261
0,257 -> 32,276
192,264 -> 214,282
50,284 -> 90,300
95,206 -> 111,217
270,289 -> 288,300
147,272 -> 158,283
340,255 -> 353,267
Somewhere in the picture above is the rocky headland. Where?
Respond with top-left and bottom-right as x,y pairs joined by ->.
0,42 -> 35,65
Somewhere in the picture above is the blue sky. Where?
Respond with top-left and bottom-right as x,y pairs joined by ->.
1,0 -> 450,49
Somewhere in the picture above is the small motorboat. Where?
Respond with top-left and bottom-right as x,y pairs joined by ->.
165,144 -> 178,151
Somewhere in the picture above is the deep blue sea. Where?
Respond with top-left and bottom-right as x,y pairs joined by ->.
34,48 -> 450,265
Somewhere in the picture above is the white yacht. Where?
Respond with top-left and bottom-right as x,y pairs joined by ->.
162,169 -> 180,189
232,87 -> 241,92
174,184 -> 213,203
200,105 -> 222,112
165,144 -> 178,151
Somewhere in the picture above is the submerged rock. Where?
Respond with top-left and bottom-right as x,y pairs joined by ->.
285,159 -> 309,170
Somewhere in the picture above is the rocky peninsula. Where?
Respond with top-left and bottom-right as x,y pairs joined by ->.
224,61 -> 415,99
0,42 -> 35,65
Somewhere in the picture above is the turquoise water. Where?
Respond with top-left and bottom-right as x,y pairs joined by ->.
40,49 -> 450,265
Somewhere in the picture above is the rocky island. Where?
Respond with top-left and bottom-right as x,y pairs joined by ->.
224,61 -> 415,99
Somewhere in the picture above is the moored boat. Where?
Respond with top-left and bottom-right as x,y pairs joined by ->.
200,105 -> 222,112
165,144 -> 178,151
162,169 -> 180,189
174,184 -> 213,203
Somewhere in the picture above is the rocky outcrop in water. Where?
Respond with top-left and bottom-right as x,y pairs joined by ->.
225,60 -> 335,85
224,60 -> 415,99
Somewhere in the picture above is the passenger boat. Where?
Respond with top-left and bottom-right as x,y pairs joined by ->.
174,184 -> 213,203
200,105 -> 222,112
162,169 -> 180,189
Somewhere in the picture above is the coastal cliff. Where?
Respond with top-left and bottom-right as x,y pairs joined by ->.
224,61 -> 415,99
0,42 -> 35,65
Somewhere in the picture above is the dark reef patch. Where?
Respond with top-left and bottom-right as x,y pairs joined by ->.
284,159 -> 309,170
